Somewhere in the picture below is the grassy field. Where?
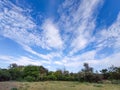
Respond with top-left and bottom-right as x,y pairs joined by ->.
0,81 -> 120,90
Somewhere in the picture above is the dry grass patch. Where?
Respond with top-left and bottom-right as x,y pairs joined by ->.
0,81 -> 120,90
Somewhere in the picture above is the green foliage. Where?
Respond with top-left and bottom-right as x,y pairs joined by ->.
47,75 -> 57,80
0,69 -> 11,81
100,69 -> 110,80
54,70 -> 63,80
9,67 -> 23,80
10,87 -> 18,90
93,84 -> 103,87
0,63 -> 120,83
111,80 -> 120,84
24,76 -> 35,82
39,66 -> 48,75
23,65 -> 40,81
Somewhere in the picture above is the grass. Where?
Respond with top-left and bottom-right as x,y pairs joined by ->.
0,81 -> 120,90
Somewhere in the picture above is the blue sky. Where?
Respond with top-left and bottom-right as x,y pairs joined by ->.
0,0 -> 120,72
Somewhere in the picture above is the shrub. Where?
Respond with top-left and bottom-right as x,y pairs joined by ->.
10,87 -> 18,90
47,75 -> 57,80
24,76 -> 35,82
111,80 -> 120,84
93,84 -> 103,87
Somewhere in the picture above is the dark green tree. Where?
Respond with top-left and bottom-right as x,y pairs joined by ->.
0,69 -> 11,81
23,65 -> 40,81
100,69 -> 109,79
81,63 -> 94,82
39,66 -> 48,80
54,69 -> 63,80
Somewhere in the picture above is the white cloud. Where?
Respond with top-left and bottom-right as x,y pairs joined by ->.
0,55 -> 14,62
13,56 -> 42,66
0,0 -> 120,72
0,55 -> 50,66
0,2 -> 52,60
42,19 -> 63,49
53,50 -> 96,69
54,61 -> 63,65
84,52 -> 120,70
54,50 -> 120,72
0,0 -> 63,61
94,13 -> 120,51
58,0 -> 103,55
64,50 -> 96,67
0,6 -> 43,47
21,44 -> 62,61
21,44 -> 50,60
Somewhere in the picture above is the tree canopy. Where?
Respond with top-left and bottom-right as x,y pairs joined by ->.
0,63 -> 120,82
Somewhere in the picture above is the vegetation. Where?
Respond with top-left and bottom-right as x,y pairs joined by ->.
0,81 -> 120,90
0,63 -> 120,83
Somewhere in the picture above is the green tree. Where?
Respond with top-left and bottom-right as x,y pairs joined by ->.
47,71 -> 57,80
0,69 -> 11,81
108,66 -> 120,80
81,63 -> 94,82
9,63 -> 18,68
9,67 -> 23,80
54,70 -> 63,80
100,69 -> 109,79
39,66 -> 48,80
23,65 -> 40,81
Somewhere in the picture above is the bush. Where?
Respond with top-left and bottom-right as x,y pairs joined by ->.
24,76 -> 35,82
111,80 -> 120,84
93,84 -> 103,87
47,75 -> 57,80
10,87 -> 18,90
39,76 -> 48,81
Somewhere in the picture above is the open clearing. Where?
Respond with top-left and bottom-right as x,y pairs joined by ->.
0,81 -> 120,90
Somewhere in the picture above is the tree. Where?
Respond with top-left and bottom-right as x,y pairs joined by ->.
54,70 -> 63,80
83,63 -> 93,73
0,63 -> 120,82
9,63 -> 18,68
9,67 -> 23,80
81,63 -> 94,82
47,71 -> 57,80
23,65 -> 40,81
100,69 -> 109,79
108,66 -> 120,80
0,69 -> 11,81
39,66 -> 48,80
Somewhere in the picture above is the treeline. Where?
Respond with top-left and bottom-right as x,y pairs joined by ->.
0,63 -> 120,82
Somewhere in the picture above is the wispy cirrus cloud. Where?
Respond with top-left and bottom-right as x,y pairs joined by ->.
94,13 -> 120,54
0,55 -> 42,66
58,0 -> 103,55
55,0 -> 120,71
0,2 -> 43,48
54,50 -> 120,71
0,0 -> 120,72
41,19 -> 63,49
0,0 -> 63,61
